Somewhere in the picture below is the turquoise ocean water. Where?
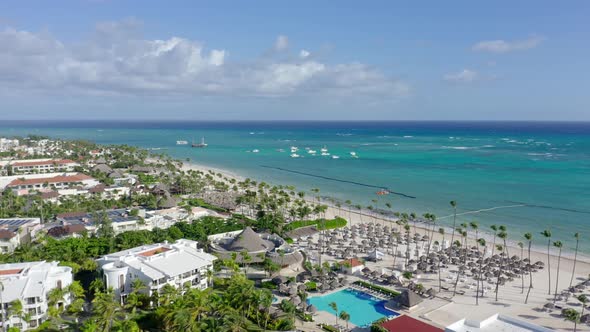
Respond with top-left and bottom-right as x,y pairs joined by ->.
1,121 -> 589,253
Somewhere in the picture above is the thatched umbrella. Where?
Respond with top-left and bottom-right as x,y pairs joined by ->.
307,304 -> 317,314
290,295 -> 301,305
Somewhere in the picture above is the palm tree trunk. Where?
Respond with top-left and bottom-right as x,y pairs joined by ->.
450,207 -> 456,246
553,247 -> 562,303
521,246 -> 525,294
570,238 -> 579,288
525,241 -> 533,304
547,239 -> 552,295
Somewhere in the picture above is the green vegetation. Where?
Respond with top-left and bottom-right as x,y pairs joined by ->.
284,217 -> 347,231
260,280 -> 278,289
353,281 -> 400,297
184,197 -> 229,213
320,324 -> 340,332
305,281 -> 318,291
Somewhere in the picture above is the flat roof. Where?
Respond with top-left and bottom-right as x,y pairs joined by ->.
446,314 -> 554,332
12,159 -> 76,167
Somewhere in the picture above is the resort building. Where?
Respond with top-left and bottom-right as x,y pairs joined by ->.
0,261 -> 73,331
56,208 -> 176,234
339,258 -> 365,275
96,239 -> 217,302
445,314 -> 554,332
9,159 -> 79,174
0,218 -> 41,253
209,227 -> 303,267
0,172 -> 99,194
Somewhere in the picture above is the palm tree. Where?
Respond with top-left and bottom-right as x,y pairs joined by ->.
524,232 -> 534,304
541,229 -> 552,295
494,243 -> 504,302
339,310 -> 350,330
563,308 -> 581,332
329,301 -> 339,327
92,287 -> 124,332
553,241 -> 564,302
570,233 -> 581,288
449,200 -> 457,246
476,238 -> 486,305
518,242 -> 524,294
490,225 -> 498,256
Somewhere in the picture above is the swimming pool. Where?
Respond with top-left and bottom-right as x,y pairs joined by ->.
307,288 -> 399,327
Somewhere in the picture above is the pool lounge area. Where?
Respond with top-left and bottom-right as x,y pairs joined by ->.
307,288 -> 399,327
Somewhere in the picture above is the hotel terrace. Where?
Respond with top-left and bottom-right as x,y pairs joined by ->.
0,218 -> 41,253
0,261 -> 73,331
8,159 -> 79,174
96,239 -> 217,302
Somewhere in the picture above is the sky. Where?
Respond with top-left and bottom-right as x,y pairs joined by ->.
0,1 -> 589,121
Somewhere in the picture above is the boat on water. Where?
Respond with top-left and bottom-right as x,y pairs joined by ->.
252,149 -> 260,153
290,153 -> 300,158
350,151 -> 358,158
290,146 -> 299,152
308,150 -> 317,154
332,155 -> 340,159
192,137 -> 208,148
321,152 -> 330,156
176,140 -> 188,145
320,145 -> 328,153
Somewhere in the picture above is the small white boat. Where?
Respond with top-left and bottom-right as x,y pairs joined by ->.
277,149 -> 285,152
252,149 -> 260,153
176,140 -> 188,145
308,150 -> 317,154
332,155 -> 340,159
321,152 -> 330,156
290,153 -> 300,158
320,145 -> 328,153
350,151 -> 358,158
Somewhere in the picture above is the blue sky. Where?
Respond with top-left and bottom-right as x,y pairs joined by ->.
0,1 -> 588,120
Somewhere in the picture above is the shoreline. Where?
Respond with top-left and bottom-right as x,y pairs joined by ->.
176,158 -> 590,266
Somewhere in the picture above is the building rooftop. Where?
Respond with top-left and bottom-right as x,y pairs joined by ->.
445,314 -> 554,332
0,261 -> 71,303
57,208 -> 140,225
11,159 -> 76,167
0,218 -> 40,239
98,239 -> 217,281
381,315 -> 443,332
8,173 -> 93,186
340,257 -> 364,267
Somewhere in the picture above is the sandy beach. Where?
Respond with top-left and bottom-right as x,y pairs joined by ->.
180,159 -> 589,331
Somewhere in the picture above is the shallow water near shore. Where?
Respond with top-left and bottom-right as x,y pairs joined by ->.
2,120 -> 589,254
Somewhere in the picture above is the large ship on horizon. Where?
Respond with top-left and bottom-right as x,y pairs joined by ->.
192,137 -> 208,148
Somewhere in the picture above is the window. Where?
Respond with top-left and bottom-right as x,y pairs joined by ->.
56,280 -> 62,290
119,274 -> 125,292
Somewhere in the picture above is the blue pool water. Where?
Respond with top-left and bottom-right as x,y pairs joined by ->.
307,288 -> 398,327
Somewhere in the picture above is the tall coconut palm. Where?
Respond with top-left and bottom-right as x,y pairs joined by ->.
553,241 -> 564,302
524,232 -> 534,304
439,228 -> 445,250
92,287 -> 124,332
563,308 -> 581,332
470,221 -> 479,252
518,242 -> 524,294
570,233 -> 581,288
490,225 -> 498,256
329,302 -> 339,327
494,244 -> 504,302
449,201 -> 457,246
476,238 -> 486,305
339,311 -> 350,331
541,229 -> 552,295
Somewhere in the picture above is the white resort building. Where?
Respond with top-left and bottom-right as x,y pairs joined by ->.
96,239 -> 217,303
0,218 -> 41,253
0,172 -> 99,194
8,159 -> 79,174
445,314 -> 554,332
0,261 -> 73,331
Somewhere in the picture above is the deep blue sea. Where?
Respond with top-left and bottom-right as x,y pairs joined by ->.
1,121 -> 589,253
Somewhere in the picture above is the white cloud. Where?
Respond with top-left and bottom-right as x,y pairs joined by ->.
274,35 -> 289,51
444,69 -> 479,83
472,36 -> 544,53
0,22 -> 409,99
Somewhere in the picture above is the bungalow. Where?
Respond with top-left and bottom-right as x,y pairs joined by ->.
339,258 -> 365,275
